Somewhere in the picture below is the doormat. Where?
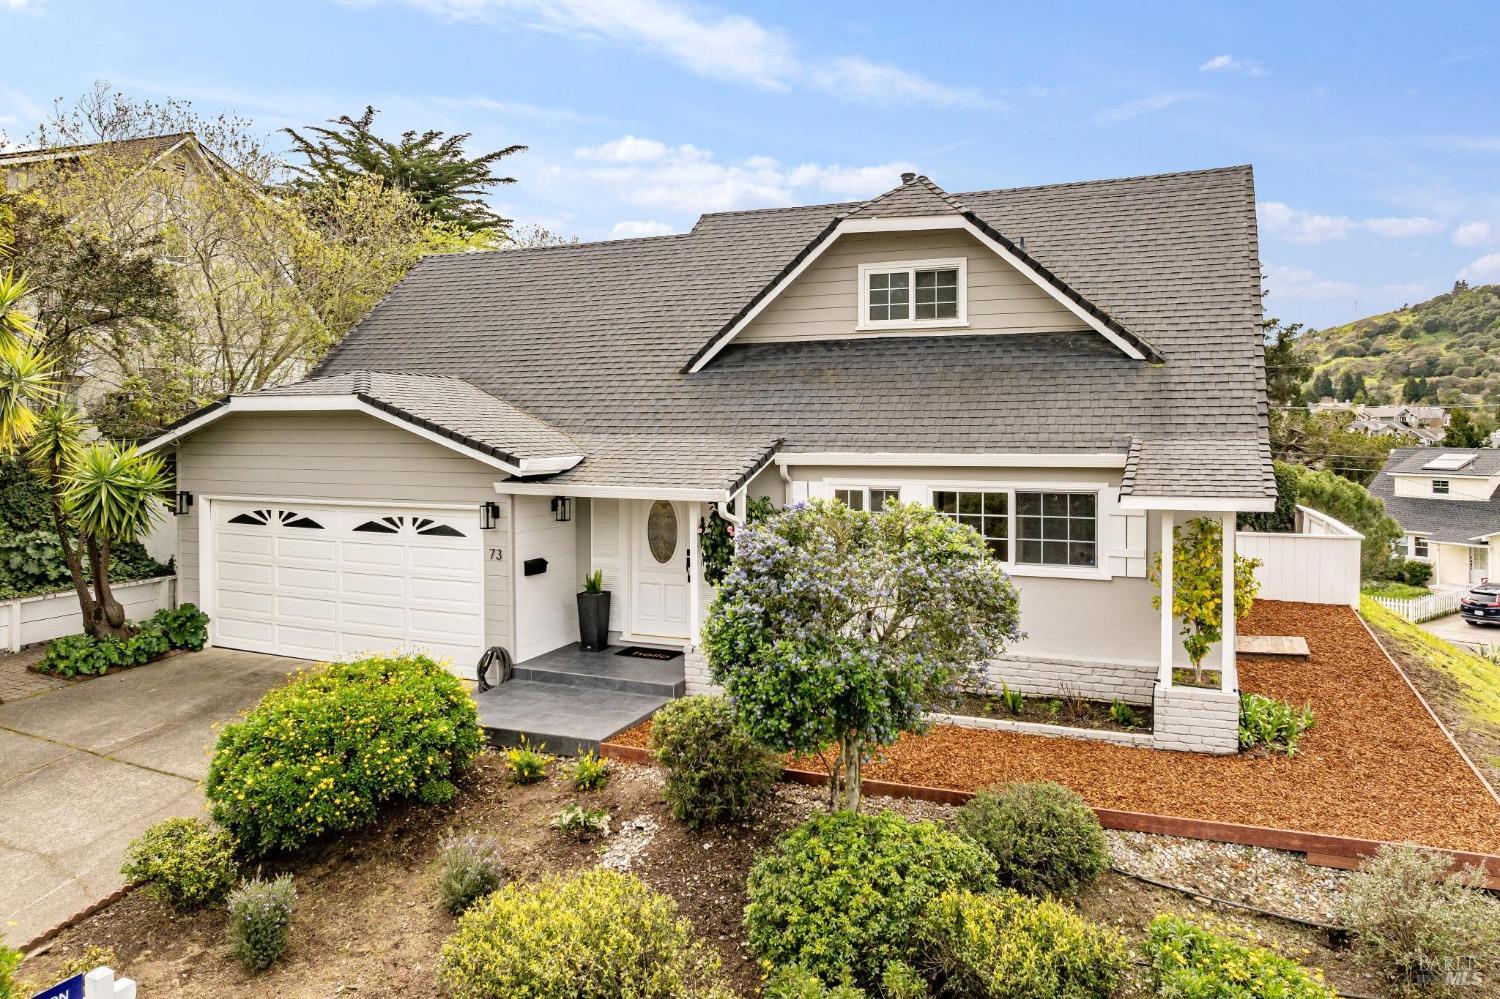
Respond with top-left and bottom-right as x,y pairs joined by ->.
615,646 -> 683,661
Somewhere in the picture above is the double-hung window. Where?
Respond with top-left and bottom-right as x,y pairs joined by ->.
1411,536 -> 1430,559
1432,479 -> 1450,495
859,259 -> 966,330
931,488 -> 1098,570
833,486 -> 901,512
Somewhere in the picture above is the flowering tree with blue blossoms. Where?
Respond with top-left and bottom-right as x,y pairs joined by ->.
701,499 -> 1022,813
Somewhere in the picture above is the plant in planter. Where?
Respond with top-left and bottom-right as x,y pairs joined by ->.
576,569 -> 610,651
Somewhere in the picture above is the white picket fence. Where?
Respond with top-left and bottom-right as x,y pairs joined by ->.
1236,506 -> 1364,608
0,575 -> 177,652
1368,589 -> 1464,623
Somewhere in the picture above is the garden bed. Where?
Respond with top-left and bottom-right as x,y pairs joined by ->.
940,689 -> 1152,733
17,750 -> 1384,998
613,601 -> 1500,858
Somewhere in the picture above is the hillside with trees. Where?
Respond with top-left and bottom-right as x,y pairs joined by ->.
1298,281 -> 1500,405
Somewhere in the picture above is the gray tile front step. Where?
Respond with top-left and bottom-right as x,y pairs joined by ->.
510,642 -> 685,698
475,680 -> 667,756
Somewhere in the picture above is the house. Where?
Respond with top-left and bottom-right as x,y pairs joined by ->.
143,166 -> 1275,754
1371,448 -> 1497,587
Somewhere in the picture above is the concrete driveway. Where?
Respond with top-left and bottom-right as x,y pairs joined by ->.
1420,611 -> 1500,655
0,648 -> 300,947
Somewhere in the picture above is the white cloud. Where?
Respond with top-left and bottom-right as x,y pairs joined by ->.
1258,202 -> 1356,244
810,56 -> 987,108
1459,252 -> 1500,282
1259,201 -> 1448,244
609,219 -> 676,238
1265,265 -> 1357,301
1454,220 -> 1492,247
373,0 -> 977,106
1092,91 -> 1198,124
3,0 -> 38,10
574,134 -> 673,163
572,135 -> 913,214
1199,53 -> 1265,75
1362,215 -> 1444,237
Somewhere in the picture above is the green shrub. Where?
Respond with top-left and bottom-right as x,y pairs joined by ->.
763,965 -> 866,998
650,695 -> 779,828
36,604 -> 212,677
1108,700 -> 1139,728
504,738 -> 550,784
1238,693 -> 1315,755
1389,557 -> 1434,588
551,803 -> 611,839
434,835 -> 504,915
744,810 -> 997,988
0,942 -> 23,999
568,750 -> 611,791
227,874 -> 295,972
0,528 -> 169,600
1000,683 -> 1024,714
880,960 -> 932,999
1341,844 -> 1500,997
954,782 -> 1109,897
60,945 -> 118,979
121,817 -> 238,911
438,868 -> 725,999
205,653 -> 481,855
918,889 -> 1128,999
1144,915 -> 1336,999
0,458 -> 53,533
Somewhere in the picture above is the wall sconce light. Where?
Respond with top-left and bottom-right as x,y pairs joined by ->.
172,491 -> 194,516
480,501 -> 501,530
551,496 -> 573,523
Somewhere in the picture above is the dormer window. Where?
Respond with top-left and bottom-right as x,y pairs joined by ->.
858,258 -> 967,330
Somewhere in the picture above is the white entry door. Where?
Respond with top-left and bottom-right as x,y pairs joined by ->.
1474,546 -> 1491,585
210,500 -> 483,670
631,499 -> 690,640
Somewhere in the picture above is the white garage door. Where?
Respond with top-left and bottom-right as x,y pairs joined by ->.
210,500 -> 483,670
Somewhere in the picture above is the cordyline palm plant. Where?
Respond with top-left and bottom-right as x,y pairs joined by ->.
0,269 -> 58,449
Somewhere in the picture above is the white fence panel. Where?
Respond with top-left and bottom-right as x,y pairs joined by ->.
1369,589 -> 1463,623
0,576 -> 177,652
1236,506 -> 1363,608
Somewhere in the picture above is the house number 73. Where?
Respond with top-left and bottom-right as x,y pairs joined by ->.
487,548 -> 504,561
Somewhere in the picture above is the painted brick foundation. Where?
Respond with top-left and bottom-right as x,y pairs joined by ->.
683,645 -> 722,696
1150,684 -> 1240,754
984,653 -> 1156,706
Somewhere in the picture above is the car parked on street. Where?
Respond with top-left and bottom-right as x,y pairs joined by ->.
1460,581 -> 1500,626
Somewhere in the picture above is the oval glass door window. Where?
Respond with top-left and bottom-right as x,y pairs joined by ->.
646,501 -> 678,564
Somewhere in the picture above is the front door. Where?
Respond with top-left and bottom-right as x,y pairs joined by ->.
1473,546 -> 1491,585
631,499 -> 690,640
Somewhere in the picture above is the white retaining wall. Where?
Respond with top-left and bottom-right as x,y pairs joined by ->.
1151,684 -> 1240,754
0,576 -> 177,652
929,711 -> 1154,748
684,645 -> 720,696
1237,506 -> 1363,608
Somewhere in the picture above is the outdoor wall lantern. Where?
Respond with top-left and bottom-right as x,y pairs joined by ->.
480,501 -> 501,530
172,490 -> 194,516
551,496 -> 573,523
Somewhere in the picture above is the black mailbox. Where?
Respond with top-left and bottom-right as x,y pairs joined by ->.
523,557 -> 548,576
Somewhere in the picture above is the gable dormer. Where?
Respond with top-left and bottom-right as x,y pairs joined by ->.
686,174 -> 1159,372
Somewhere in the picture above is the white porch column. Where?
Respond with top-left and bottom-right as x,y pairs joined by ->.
1220,511 -> 1239,692
1158,510 -> 1175,687
688,502 -> 702,644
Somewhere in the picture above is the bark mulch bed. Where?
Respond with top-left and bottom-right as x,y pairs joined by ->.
613,601 -> 1500,856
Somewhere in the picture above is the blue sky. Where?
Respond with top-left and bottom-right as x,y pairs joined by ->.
4,0 -> 1500,329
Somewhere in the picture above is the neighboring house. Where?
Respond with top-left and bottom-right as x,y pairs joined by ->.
1371,448 -> 1498,587
1322,404 -> 1447,445
144,166 -> 1276,754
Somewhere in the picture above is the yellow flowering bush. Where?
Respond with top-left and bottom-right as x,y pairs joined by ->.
205,652 -> 481,855
438,868 -> 728,998
1144,915 -> 1336,999
917,889 -> 1128,999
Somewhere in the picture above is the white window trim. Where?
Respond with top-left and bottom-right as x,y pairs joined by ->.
857,257 -> 968,332
1432,479 -> 1450,495
924,481 -> 1110,581
828,481 -> 904,512
1409,534 -> 1431,560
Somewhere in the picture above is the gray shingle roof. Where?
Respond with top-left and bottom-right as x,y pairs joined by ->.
311,165 -> 1270,498
260,370 -> 580,463
532,433 -> 780,493
1122,438 -> 1276,499
1383,448 -> 1500,477
1372,449 -> 1500,544
845,174 -> 966,218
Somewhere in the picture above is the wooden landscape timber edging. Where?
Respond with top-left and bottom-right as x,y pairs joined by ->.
598,742 -> 1500,889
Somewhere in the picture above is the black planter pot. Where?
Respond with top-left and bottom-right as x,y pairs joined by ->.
577,591 -> 611,651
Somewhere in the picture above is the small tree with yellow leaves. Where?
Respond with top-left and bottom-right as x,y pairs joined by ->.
1149,518 -> 1260,685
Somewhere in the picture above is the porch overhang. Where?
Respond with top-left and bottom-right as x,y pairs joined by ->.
492,481 -> 735,503
1118,494 -> 1277,513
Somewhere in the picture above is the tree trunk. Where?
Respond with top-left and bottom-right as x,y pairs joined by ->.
86,536 -> 130,638
838,730 -> 863,813
48,487 -> 99,637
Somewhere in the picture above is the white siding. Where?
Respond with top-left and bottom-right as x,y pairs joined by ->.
739,230 -> 1083,343
174,411 -> 513,660
1392,474 -> 1498,500
590,498 -> 625,633
1237,531 -> 1361,607
513,494 -> 577,661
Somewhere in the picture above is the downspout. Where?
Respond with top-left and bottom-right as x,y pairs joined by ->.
720,486 -> 748,527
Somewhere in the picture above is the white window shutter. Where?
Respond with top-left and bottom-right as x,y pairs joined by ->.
788,479 -> 810,503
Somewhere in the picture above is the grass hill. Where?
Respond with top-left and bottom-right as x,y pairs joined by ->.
1298,281 -> 1500,405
